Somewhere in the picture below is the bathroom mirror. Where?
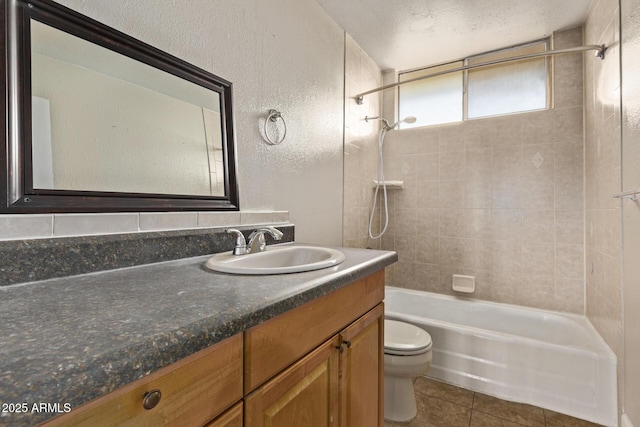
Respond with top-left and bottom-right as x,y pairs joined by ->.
1,0 -> 239,212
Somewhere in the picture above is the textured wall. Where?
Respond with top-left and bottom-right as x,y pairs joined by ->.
4,0 -> 345,245
583,0 -> 624,420
380,28 -> 586,313
343,35 -> 383,249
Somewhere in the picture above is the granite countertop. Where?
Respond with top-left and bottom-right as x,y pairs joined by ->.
0,244 -> 397,426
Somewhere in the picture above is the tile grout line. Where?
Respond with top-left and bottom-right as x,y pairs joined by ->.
393,377 -> 604,426
469,396 -> 544,427
468,391 -> 476,427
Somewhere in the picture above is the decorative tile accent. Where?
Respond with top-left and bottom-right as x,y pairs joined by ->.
401,162 -> 411,175
531,151 -> 545,169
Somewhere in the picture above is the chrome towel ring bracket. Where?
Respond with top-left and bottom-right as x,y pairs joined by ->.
263,109 -> 287,145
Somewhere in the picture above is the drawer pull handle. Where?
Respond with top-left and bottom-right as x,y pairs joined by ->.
142,389 -> 162,410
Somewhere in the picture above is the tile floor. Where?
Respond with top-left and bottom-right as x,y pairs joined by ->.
384,377 -> 605,427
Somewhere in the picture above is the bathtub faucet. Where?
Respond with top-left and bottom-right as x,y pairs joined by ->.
226,227 -> 283,255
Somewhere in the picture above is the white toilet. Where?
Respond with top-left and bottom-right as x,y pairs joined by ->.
383,319 -> 433,422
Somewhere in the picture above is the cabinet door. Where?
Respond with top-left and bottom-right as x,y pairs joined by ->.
244,336 -> 340,427
204,402 -> 242,427
244,270 -> 384,394
339,304 -> 384,427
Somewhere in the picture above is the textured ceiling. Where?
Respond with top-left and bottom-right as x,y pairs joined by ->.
316,0 -> 592,71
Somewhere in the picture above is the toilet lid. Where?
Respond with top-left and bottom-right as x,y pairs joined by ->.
384,319 -> 432,355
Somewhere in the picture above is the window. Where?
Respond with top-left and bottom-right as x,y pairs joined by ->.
467,42 -> 548,118
398,40 -> 550,129
398,62 -> 463,127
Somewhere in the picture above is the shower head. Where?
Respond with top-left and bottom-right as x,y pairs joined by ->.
388,116 -> 417,129
365,115 -> 416,130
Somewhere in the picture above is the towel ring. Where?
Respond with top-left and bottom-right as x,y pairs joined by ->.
264,109 -> 287,145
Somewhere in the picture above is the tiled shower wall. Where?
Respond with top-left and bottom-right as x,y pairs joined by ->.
381,28 -> 586,313
583,0 -> 623,417
343,34 -> 383,249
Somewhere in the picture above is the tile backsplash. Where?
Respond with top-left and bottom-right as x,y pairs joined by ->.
0,224 -> 294,286
0,211 -> 289,241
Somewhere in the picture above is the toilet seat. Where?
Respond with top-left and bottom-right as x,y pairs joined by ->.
384,320 -> 432,356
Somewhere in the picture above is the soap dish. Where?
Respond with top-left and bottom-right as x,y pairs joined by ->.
452,274 -> 475,293
372,180 -> 403,189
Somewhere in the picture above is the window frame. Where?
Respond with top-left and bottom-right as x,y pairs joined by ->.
398,37 -> 552,128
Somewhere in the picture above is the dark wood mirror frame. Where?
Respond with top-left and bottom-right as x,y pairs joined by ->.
1,0 -> 240,213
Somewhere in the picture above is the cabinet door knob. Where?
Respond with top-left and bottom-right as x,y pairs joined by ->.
336,340 -> 352,353
142,389 -> 162,410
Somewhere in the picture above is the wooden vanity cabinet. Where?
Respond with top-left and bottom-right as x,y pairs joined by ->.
38,270 -> 385,427
339,304 -> 384,426
39,333 -> 243,427
244,304 -> 384,427
244,335 -> 341,426
244,270 -> 385,427
204,402 -> 243,427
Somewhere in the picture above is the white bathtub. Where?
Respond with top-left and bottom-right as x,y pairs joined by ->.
385,286 -> 617,427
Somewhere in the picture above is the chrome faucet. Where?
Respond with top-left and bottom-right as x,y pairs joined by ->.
226,227 -> 283,255
248,227 -> 283,253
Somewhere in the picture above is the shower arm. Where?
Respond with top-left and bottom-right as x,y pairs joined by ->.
355,44 -> 607,105
365,115 -> 391,130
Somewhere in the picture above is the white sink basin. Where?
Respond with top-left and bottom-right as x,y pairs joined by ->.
204,245 -> 346,275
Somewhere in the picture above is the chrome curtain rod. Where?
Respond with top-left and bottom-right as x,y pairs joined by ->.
354,44 -> 607,105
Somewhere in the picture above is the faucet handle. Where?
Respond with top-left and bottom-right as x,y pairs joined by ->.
226,228 -> 248,255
